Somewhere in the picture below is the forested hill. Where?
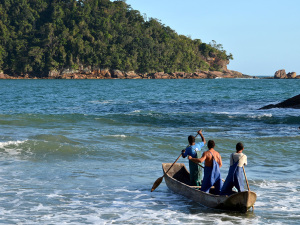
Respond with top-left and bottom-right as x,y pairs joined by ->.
0,0 -> 233,77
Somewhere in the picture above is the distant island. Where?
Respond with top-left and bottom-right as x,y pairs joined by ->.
0,0 -> 232,79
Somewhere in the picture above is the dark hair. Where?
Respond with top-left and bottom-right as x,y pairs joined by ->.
236,142 -> 244,151
207,140 -> 215,149
188,135 -> 195,145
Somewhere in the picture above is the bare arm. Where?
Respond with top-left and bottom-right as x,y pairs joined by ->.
218,154 -> 222,168
188,152 -> 206,163
198,129 -> 206,145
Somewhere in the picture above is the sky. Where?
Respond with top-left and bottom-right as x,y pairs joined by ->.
117,0 -> 300,76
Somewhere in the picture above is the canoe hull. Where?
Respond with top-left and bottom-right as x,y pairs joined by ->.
162,163 -> 256,213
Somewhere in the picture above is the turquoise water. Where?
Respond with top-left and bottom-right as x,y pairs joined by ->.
0,79 -> 299,224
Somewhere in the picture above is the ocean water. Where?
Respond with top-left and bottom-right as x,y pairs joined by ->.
0,79 -> 299,224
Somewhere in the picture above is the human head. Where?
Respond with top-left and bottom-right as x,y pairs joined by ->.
188,135 -> 195,145
236,142 -> 244,152
207,140 -> 215,149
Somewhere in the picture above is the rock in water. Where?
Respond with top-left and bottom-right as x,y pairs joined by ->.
274,69 -> 287,79
259,94 -> 300,109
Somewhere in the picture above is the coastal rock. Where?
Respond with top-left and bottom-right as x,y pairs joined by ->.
48,70 -> 60,78
274,70 -> 298,79
0,72 -> 10,79
99,69 -> 109,77
169,73 -> 177,79
274,69 -> 287,79
287,72 -> 297,79
82,66 -> 92,74
111,70 -> 124,79
193,72 -> 208,79
227,70 -> 244,78
207,71 -> 223,78
148,72 -> 165,79
125,71 -> 141,79
0,69 -> 257,79
259,94 -> 300,109
175,72 -> 186,79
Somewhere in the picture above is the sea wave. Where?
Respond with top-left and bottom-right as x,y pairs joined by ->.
0,138 -> 86,159
0,140 -> 26,148
104,134 -> 127,138
254,179 -> 300,214
0,140 -> 27,156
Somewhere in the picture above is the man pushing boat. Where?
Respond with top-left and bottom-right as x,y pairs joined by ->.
188,140 -> 223,194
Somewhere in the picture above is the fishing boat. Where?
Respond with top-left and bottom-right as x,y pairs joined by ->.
162,163 -> 256,213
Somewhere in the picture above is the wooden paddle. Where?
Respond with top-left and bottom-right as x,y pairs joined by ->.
151,133 -> 200,192
151,152 -> 182,192
243,165 -> 254,210
242,165 -> 250,191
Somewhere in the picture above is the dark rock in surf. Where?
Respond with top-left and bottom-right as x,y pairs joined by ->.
259,94 -> 300,109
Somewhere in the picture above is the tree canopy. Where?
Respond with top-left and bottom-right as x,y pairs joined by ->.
0,0 -> 233,76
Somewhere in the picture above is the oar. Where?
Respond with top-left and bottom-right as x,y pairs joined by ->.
151,152 -> 182,192
243,165 -> 254,210
151,133 -> 200,192
242,166 -> 250,191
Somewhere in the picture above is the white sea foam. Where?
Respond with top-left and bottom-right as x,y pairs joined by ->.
0,140 -> 27,156
30,203 -> 52,212
254,179 -> 300,215
131,110 -> 141,113
0,140 -> 26,149
105,134 -> 127,138
212,111 -> 273,119
246,113 -> 273,118
46,190 -> 62,199
115,188 -> 140,193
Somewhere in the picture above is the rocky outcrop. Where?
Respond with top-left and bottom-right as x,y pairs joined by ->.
0,68 -> 256,80
259,94 -> 300,109
0,72 -> 11,79
125,71 -> 141,79
111,70 -> 125,79
274,69 -> 299,79
287,72 -> 297,79
274,69 -> 287,79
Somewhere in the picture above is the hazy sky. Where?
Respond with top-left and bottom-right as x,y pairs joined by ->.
120,0 -> 300,76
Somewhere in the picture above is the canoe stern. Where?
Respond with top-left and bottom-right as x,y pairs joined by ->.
220,191 -> 257,212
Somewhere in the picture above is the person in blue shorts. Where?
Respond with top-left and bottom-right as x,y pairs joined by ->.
189,140 -> 223,194
181,129 -> 206,186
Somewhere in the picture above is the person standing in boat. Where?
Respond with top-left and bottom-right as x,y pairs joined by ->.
181,129 -> 206,186
188,140 -> 223,194
220,142 -> 247,195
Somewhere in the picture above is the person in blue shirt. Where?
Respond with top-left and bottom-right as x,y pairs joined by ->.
181,129 -> 206,186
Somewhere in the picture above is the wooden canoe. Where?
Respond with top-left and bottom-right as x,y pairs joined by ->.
162,163 -> 257,213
